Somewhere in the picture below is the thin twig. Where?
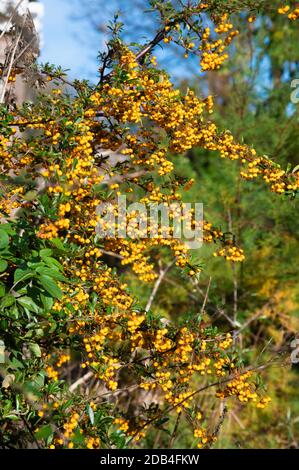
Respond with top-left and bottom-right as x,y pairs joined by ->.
99,249 -> 123,260
216,308 -> 238,327
200,276 -> 212,316
135,29 -> 167,62
21,415 -> 41,449
145,261 -> 174,312
168,411 -> 181,448
210,404 -> 228,445
13,36 -> 35,65
227,209 -> 238,327
0,11 -> 27,104
229,410 -> 245,430
69,371 -> 94,392
235,304 -> 270,334
0,0 -> 25,41
127,360 -> 275,443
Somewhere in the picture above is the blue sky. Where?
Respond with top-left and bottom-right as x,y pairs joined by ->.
39,0 -> 269,86
39,0 -> 188,83
40,0 -> 101,81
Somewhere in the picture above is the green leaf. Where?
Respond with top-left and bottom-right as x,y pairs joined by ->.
39,275 -> 62,299
36,266 -> 66,281
28,343 -> 42,358
23,190 -> 38,201
0,259 -> 7,272
50,238 -> 67,252
39,248 -> 53,257
0,230 -> 9,250
40,293 -> 54,311
32,372 -> 45,388
4,414 -> 19,421
35,424 -> 53,440
87,405 -> 95,425
48,321 -> 57,333
32,328 -> 45,339
42,256 -> 63,271
17,296 -> 40,313
0,223 -> 14,235
10,305 -> 19,320
9,357 -> 24,370
0,283 -> 5,297
1,295 -> 15,308
13,268 -> 33,284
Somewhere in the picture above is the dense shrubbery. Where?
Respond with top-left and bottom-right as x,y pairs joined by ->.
0,1 -> 298,449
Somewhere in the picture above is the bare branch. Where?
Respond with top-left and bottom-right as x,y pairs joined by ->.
0,0 -> 25,41
145,261 -> 175,312
69,371 -> 94,393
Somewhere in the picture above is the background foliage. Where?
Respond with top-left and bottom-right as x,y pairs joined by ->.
0,0 -> 299,449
